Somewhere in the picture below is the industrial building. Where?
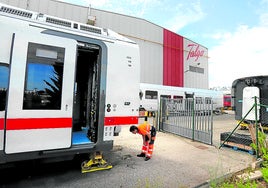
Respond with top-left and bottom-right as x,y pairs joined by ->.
0,0 -> 209,89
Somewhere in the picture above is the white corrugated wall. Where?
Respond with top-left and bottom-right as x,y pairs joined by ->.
0,0 -> 27,8
90,8 -> 163,85
183,38 -> 209,89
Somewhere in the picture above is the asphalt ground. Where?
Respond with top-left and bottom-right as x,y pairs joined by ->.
0,113 -> 255,188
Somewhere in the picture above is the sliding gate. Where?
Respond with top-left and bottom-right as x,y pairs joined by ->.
159,97 -> 213,145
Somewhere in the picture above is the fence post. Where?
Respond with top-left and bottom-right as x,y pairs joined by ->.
159,98 -> 163,131
210,99 -> 214,145
254,96 -> 259,158
192,98 -> 195,141
154,111 -> 158,131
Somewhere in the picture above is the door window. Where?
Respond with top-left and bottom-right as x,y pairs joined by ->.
0,64 -> 9,111
145,90 -> 158,99
23,43 -> 65,110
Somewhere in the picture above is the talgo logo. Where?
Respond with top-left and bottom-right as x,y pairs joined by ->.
186,44 -> 204,61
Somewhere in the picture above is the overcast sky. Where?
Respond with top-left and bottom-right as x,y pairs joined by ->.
61,0 -> 268,88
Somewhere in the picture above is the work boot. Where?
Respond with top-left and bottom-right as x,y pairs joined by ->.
137,153 -> 145,157
144,156 -> 151,161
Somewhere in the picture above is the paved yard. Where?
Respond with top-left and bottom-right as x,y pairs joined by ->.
0,113 -> 255,188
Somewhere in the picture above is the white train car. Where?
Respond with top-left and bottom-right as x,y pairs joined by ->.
0,3 -> 140,164
139,83 -> 223,115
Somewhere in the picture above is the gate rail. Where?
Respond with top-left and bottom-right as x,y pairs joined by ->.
159,97 -> 213,145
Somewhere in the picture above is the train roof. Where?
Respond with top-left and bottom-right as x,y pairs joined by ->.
232,75 -> 268,87
0,3 -> 136,44
140,83 -> 223,95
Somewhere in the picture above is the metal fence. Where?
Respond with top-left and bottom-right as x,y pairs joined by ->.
220,97 -> 268,158
159,97 -> 213,145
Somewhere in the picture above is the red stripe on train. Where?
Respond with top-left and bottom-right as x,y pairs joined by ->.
6,118 -> 72,130
2,116 -> 139,130
0,118 -> 4,130
104,116 -> 138,126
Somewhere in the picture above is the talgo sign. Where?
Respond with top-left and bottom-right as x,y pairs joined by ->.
186,43 -> 205,62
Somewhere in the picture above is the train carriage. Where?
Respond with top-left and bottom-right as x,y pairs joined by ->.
0,3 -> 140,164
232,75 -> 268,128
139,83 -> 223,116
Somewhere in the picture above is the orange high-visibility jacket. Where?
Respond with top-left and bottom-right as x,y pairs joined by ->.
137,123 -> 151,136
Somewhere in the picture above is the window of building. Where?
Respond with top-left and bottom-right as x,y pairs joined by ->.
145,90 -> 158,99
189,65 -> 204,74
0,64 -> 9,111
23,43 -> 65,110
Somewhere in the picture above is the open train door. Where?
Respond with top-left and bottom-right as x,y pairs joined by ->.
4,28 -> 77,154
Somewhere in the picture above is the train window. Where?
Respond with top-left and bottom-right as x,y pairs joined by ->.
23,43 -> 65,110
174,95 -> 183,103
160,95 -> 171,99
173,95 -> 183,99
185,93 -> 194,98
205,97 -> 212,104
195,97 -> 203,104
224,96 -> 231,102
145,90 -> 158,99
0,64 -> 9,111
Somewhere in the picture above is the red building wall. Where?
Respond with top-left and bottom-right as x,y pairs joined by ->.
163,29 -> 184,87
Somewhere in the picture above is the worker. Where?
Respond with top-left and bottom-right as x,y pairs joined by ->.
129,123 -> 156,161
